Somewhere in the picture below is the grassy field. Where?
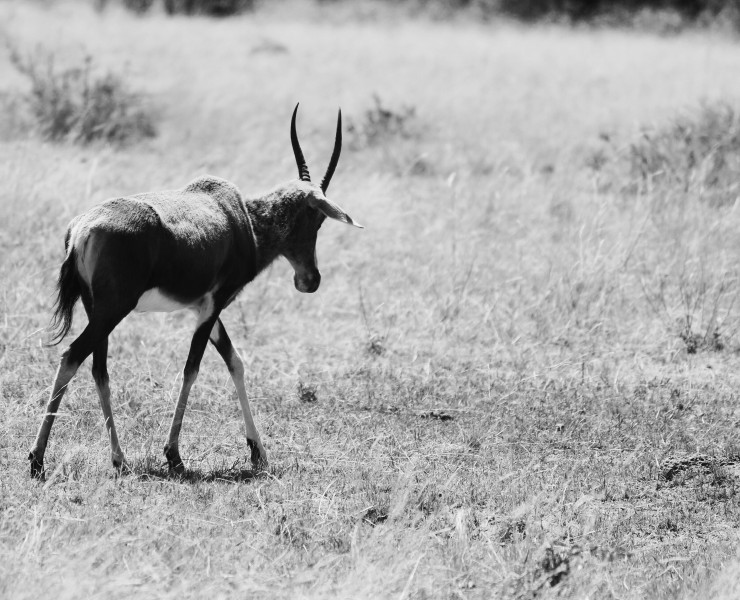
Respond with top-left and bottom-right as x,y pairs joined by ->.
3,1 -> 740,598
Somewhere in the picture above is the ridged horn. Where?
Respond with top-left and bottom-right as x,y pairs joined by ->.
320,109 -> 342,194
291,103 -> 311,182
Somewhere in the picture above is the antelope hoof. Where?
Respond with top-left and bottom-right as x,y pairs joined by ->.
164,444 -> 185,475
247,439 -> 268,471
112,454 -> 131,475
29,451 -> 45,480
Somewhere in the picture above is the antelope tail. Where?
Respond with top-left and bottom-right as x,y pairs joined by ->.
48,247 -> 81,345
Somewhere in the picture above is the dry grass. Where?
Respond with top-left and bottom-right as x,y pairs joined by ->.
2,1 -> 740,598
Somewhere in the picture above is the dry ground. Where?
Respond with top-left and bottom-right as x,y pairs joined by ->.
2,1 -> 740,598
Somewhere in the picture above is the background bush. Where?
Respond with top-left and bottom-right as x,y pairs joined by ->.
101,0 -> 740,30
98,0 -> 255,15
8,46 -> 157,145
629,102 -> 740,207
413,0 -> 740,22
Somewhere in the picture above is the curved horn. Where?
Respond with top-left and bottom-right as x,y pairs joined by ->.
291,103 -> 311,182
320,109 -> 342,193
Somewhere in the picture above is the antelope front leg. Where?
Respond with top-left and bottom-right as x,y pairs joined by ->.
209,319 -> 268,470
164,310 -> 219,474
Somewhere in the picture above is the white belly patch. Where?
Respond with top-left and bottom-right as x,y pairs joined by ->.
134,289 -> 189,313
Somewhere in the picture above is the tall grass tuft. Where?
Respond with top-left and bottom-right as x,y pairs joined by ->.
346,94 -> 418,149
630,102 -> 740,206
8,45 -> 157,145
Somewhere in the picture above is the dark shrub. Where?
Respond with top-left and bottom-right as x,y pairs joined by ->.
163,0 -> 254,15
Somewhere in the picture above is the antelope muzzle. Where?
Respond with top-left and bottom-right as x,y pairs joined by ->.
294,269 -> 321,293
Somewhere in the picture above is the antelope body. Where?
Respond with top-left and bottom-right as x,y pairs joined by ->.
29,105 -> 361,478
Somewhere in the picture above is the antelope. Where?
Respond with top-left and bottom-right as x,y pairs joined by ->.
28,104 -> 362,479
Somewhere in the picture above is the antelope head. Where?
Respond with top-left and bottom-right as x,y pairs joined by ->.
282,103 -> 362,294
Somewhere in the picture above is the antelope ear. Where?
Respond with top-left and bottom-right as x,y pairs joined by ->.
309,197 -> 364,228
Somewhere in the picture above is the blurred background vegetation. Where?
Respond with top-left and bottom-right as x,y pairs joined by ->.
101,0 -> 740,32
3,1 -> 740,597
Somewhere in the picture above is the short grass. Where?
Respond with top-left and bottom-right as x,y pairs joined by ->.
3,2 -> 740,598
